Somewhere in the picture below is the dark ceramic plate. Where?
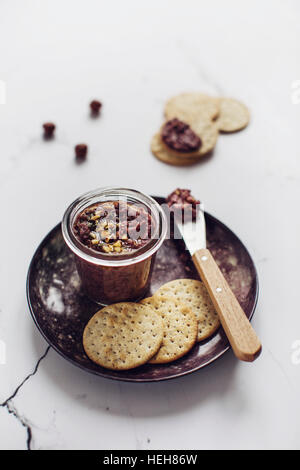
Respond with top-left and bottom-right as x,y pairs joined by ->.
27,197 -> 258,382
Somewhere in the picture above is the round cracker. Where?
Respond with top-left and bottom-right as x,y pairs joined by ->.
155,279 -> 220,342
187,120 -> 219,155
151,120 -> 218,165
140,296 -> 197,364
159,120 -> 218,158
216,98 -> 250,133
83,303 -> 163,370
151,133 -> 201,166
164,93 -> 220,123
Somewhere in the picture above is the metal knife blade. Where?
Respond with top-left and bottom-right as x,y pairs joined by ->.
175,203 -> 206,256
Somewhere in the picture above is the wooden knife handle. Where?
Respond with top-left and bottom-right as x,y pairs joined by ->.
192,248 -> 262,362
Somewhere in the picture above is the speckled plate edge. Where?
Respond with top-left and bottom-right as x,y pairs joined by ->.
26,197 -> 259,382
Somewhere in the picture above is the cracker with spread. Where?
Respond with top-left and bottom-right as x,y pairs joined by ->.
151,92 -> 249,165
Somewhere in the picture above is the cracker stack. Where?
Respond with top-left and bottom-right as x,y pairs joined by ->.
151,92 -> 250,166
83,279 -> 221,371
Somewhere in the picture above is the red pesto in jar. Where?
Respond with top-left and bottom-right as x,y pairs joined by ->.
73,200 -> 154,255
68,198 -> 160,305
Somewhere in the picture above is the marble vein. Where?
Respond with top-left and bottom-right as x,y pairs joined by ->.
1,346 -> 50,450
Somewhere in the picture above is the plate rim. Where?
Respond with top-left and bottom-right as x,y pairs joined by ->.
26,198 -> 259,382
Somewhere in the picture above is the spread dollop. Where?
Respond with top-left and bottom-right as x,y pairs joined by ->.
166,188 -> 200,222
161,119 -> 202,153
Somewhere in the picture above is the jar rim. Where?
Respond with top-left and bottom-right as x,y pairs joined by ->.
61,187 -> 167,267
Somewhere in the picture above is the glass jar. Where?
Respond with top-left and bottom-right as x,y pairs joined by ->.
62,187 -> 167,305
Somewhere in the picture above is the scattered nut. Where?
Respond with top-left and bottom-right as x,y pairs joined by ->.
90,100 -> 102,115
75,143 -> 88,162
43,122 -> 55,138
90,214 -> 100,221
102,245 -> 113,253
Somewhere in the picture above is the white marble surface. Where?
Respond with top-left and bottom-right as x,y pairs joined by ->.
0,0 -> 300,450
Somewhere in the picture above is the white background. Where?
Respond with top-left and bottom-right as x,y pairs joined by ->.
0,0 -> 299,450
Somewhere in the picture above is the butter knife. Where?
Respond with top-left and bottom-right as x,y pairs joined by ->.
176,204 -> 262,362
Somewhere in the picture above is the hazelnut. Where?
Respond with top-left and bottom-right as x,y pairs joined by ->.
90,100 -> 102,115
43,122 -> 55,138
75,144 -> 88,161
